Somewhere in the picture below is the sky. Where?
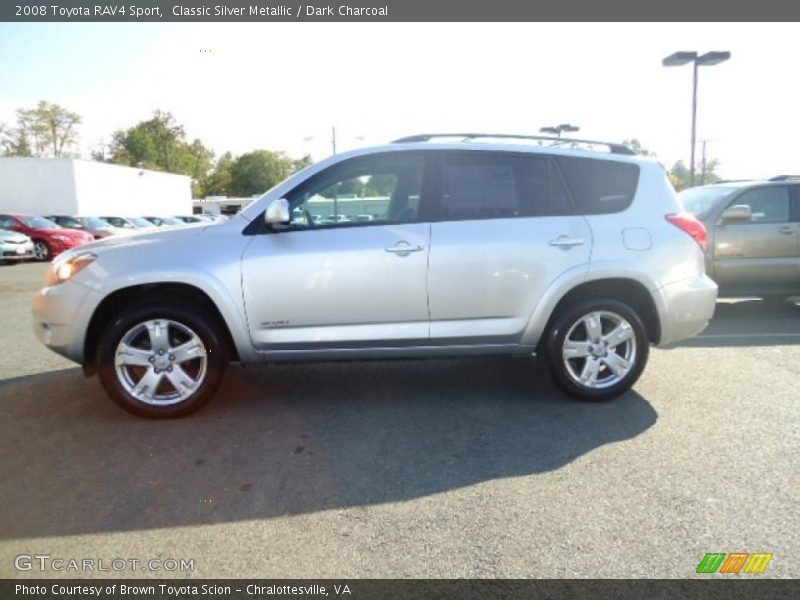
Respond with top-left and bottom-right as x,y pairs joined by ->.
0,22 -> 798,179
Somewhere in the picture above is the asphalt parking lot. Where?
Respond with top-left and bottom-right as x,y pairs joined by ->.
0,262 -> 797,578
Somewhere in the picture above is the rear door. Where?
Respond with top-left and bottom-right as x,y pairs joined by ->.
426,151 -> 592,345
713,185 -> 799,287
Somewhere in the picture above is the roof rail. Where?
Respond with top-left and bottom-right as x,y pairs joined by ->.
768,175 -> 800,181
392,133 -> 635,155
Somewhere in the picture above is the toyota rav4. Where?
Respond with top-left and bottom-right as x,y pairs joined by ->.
32,134 -> 718,418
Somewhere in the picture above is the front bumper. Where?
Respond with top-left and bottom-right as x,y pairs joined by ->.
1,241 -> 35,260
32,280 -> 98,364
654,274 -> 718,346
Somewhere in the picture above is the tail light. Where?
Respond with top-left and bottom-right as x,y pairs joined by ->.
666,213 -> 708,251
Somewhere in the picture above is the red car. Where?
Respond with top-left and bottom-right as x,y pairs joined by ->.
0,214 -> 94,261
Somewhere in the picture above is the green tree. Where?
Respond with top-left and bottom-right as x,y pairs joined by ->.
227,150 -> 308,197
108,111 -> 215,196
203,152 -> 235,197
2,101 -> 81,157
621,139 -> 654,156
108,110 -> 187,171
669,159 -> 721,190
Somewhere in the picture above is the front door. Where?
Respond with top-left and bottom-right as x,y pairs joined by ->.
241,152 -> 432,351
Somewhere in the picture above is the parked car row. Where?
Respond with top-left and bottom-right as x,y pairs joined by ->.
0,213 -> 223,262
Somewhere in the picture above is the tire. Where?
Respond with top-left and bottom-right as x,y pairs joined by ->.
96,301 -> 228,418
544,298 -> 649,401
33,240 -> 51,261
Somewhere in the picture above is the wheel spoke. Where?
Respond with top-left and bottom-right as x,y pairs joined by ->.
115,318 -> 209,406
603,352 -> 631,377
164,365 -> 197,399
146,320 -> 170,353
563,339 -> 591,359
579,357 -> 601,387
171,338 -> 206,364
603,323 -> 633,348
582,313 -> 602,341
115,343 -> 152,367
131,368 -> 162,400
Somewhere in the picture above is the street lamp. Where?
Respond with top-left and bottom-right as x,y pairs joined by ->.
540,123 -> 580,138
662,51 -> 730,187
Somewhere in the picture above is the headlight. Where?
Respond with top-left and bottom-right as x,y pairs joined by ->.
52,234 -> 70,242
46,253 -> 96,286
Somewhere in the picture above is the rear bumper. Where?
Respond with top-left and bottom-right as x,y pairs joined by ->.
31,281 -> 98,364
654,274 -> 718,346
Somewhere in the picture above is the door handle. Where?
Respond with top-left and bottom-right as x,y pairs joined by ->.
549,235 -> 585,249
385,241 -> 424,255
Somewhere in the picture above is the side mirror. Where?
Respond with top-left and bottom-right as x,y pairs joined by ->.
720,204 -> 751,224
264,198 -> 291,227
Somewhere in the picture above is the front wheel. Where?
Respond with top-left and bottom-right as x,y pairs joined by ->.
96,302 -> 228,418
544,299 -> 649,401
33,240 -> 51,261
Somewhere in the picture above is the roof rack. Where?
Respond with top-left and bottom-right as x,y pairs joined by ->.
768,175 -> 800,181
392,133 -> 635,155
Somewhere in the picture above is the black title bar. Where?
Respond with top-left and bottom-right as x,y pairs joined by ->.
3,0 -> 800,21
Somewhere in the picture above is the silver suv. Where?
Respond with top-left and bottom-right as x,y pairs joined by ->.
32,134 -> 718,418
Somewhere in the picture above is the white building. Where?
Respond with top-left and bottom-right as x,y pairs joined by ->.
0,158 -> 192,217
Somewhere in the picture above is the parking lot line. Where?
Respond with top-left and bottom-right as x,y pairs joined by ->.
696,333 -> 800,339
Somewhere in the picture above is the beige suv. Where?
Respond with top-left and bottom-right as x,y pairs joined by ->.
679,178 -> 800,298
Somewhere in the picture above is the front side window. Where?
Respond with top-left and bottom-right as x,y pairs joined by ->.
438,153 -> 568,221
732,186 -> 790,223
286,154 -> 425,229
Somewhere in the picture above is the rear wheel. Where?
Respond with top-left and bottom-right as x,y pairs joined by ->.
544,299 -> 649,401
96,302 -> 228,418
33,240 -> 51,261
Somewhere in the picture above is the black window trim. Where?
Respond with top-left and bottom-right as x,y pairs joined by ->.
243,150 -> 435,236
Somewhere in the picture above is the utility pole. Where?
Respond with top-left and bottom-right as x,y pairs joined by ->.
331,126 -> 337,155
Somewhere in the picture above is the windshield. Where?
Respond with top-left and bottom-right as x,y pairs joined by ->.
80,217 -> 112,228
129,218 -> 152,228
21,216 -> 58,229
678,186 -> 737,219
54,216 -> 81,228
160,217 -> 183,226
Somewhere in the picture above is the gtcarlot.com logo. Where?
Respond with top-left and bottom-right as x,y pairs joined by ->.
14,554 -> 194,573
696,552 -> 773,574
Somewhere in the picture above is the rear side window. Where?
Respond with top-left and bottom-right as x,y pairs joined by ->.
439,153 -> 572,221
556,156 -> 640,215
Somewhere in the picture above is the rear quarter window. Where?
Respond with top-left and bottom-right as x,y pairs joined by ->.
555,156 -> 640,215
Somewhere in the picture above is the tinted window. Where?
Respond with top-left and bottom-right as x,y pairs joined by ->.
556,156 -> 640,214
286,154 -> 425,229
732,186 -> 790,223
439,153 -> 570,221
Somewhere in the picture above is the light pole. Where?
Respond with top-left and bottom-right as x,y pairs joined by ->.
540,123 -> 579,138
662,51 -> 730,187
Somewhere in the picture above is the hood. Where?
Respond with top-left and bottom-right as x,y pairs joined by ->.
67,222 -> 208,256
0,230 -> 30,243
